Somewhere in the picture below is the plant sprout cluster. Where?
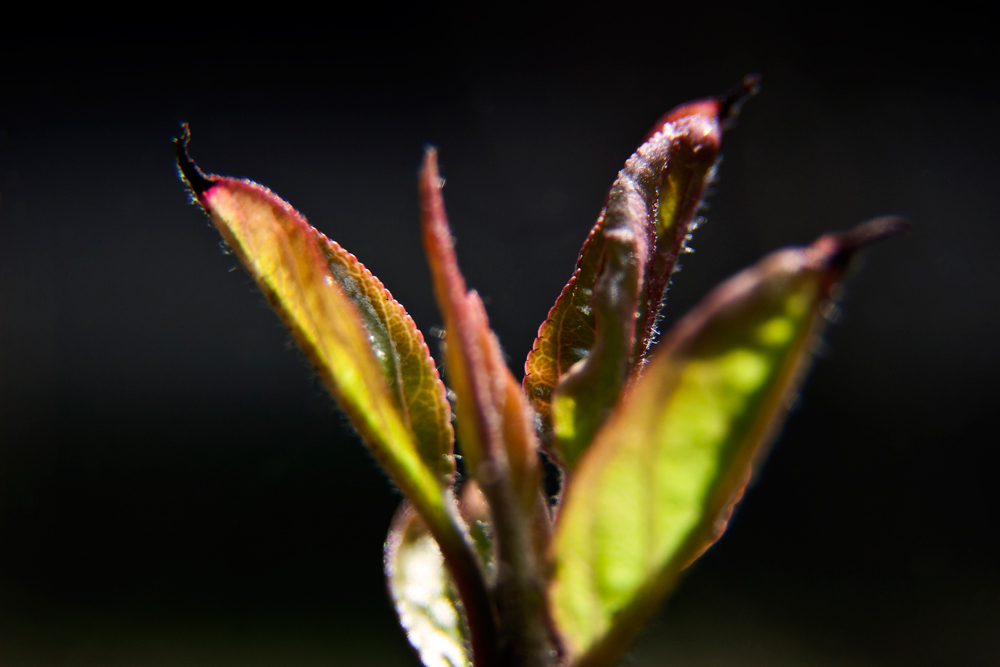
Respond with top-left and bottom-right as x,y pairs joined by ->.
176,76 -> 906,667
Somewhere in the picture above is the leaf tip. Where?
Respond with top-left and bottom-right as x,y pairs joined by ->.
841,215 -> 912,247
658,74 -> 760,133
718,74 -> 762,127
419,145 -> 447,220
174,123 -> 217,196
420,144 -> 440,180
813,215 -> 912,270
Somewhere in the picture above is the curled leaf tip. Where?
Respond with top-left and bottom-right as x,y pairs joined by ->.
174,123 -> 217,196
660,75 -> 759,130
718,74 -> 761,127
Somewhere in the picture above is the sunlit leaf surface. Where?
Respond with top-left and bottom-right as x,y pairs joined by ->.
549,218 -> 908,667
524,96 -> 729,467
176,130 -> 454,529
386,504 -> 473,667
319,236 -> 454,478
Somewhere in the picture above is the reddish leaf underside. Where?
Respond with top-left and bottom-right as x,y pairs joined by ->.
419,148 -> 540,506
420,149 -> 552,667
523,95 -> 728,468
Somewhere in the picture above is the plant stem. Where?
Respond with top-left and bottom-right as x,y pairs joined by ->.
481,474 -> 553,667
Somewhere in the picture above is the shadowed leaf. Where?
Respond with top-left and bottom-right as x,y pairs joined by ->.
549,217 -> 909,667
523,81 -> 759,467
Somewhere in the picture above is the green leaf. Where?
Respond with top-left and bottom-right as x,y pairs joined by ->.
175,127 -> 455,525
320,234 -> 455,479
548,218 -> 909,667
178,132 -> 501,666
524,87 -> 749,467
385,503 -> 474,667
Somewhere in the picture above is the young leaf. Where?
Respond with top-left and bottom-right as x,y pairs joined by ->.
524,78 -> 758,467
421,149 -> 551,667
419,148 -> 540,507
549,217 -> 909,667
175,129 -> 454,497
386,483 -> 499,667
385,503 -> 474,667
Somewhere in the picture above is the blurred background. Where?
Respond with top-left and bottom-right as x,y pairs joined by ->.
1,4 -> 998,665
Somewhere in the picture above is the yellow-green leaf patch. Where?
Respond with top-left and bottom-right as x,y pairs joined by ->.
549,218 -> 908,667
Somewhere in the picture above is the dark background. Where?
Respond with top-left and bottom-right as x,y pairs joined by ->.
2,5 -> 998,665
